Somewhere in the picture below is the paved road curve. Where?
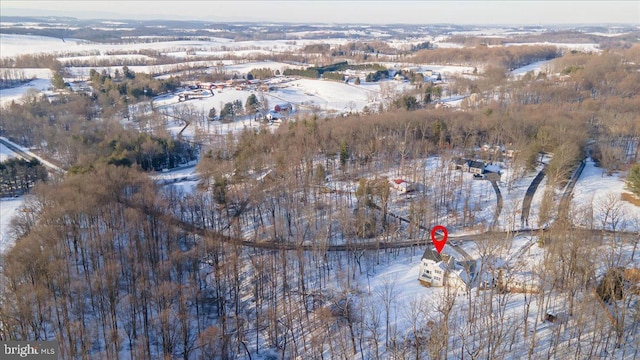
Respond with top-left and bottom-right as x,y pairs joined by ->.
521,166 -> 546,227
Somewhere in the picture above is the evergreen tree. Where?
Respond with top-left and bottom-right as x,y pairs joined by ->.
354,77 -> 361,85
626,163 -> 640,196
340,140 -> 349,166
232,99 -> 243,116
208,107 -> 217,121
52,71 -> 65,89
220,102 -> 235,122
122,66 -> 135,79
245,94 -> 259,114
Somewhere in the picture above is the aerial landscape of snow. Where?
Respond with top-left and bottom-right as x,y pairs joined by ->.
1,12 -> 639,359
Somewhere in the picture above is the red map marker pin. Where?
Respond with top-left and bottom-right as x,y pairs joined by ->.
431,225 -> 448,254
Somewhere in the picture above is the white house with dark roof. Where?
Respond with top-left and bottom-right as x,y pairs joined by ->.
419,248 -> 469,289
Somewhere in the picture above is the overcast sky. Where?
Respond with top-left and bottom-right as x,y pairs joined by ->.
1,1 -> 639,25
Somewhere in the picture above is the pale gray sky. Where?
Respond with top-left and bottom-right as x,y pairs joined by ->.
2,1 -> 639,24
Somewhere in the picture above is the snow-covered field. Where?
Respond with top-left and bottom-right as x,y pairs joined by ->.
223,61 -> 303,74
509,59 -> 554,78
572,158 -> 640,231
0,33 -> 348,59
504,41 -> 601,53
0,78 -> 53,106
1,144 -> 27,254
57,53 -> 155,64
153,77 -> 409,127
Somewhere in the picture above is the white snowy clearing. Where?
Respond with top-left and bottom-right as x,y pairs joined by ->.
0,143 -> 19,162
571,158 -> 640,231
504,41 -> 601,53
0,196 -> 23,254
509,59 -> 554,78
0,78 -> 53,106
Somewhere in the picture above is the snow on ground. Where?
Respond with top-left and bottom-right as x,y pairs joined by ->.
166,49 -> 272,58
0,143 -> 19,162
509,59 -> 554,78
276,78 -> 375,112
57,54 -> 155,64
67,61 -> 214,79
153,77 -> 409,125
381,62 -> 476,75
0,137 -> 64,173
497,160 -> 547,231
432,42 -> 466,49
571,158 -> 640,231
224,61 -> 303,74
382,157 -> 498,233
586,32 -> 630,37
1,33 -> 348,59
0,78 -> 53,106
0,196 -> 24,253
152,163 -> 201,193
67,60 -> 302,80
0,34 -> 90,57
504,42 -> 601,53
0,68 -> 52,79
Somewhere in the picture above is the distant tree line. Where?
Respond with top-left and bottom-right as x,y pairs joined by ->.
0,69 -> 32,90
248,67 -> 276,80
365,69 -> 390,82
285,62 -> 389,81
412,45 -> 560,69
89,66 -> 180,100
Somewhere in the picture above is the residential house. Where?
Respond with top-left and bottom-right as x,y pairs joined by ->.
391,179 -> 414,193
419,248 -> 447,286
418,248 -> 469,289
451,158 -> 486,174
450,158 -> 468,171
463,160 -> 485,175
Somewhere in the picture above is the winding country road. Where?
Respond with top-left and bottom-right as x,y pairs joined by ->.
0,137 -> 65,173
490,179 -> 503,229
521,166 -> 546,227
164,206 -> 638,252
558,160 -> 586,217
